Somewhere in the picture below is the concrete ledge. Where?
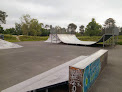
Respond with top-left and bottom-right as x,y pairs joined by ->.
69,49 -> 108,92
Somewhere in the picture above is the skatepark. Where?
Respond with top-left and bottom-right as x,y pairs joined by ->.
0,31 -> 122,92
0,24 -> 121,92
1,0 -> 122,91
0,20 -> 121,92
45,27 -> 119,47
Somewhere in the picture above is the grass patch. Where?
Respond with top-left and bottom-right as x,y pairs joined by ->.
19,35 -> 48,41
4,34 -> 18,42
77,35 -> 122,45
118,35 -> 122,45
77,36 -> 101,41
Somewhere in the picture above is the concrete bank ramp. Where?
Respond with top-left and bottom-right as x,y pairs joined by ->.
0,39 -> 22,49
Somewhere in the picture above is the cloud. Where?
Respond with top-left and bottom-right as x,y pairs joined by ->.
0,0 -> 122,31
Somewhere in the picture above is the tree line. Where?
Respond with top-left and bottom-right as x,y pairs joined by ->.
0,13 -> 50,36
0,10 -> 122,36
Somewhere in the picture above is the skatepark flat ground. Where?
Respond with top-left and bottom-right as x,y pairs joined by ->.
0,41 -> 122,92
0,41 -> 100,91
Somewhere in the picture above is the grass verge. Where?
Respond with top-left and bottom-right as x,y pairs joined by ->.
3,34 -> 122,45
4,34 -> 19,42
19,35 -> 48,41
77,35 -> 122,45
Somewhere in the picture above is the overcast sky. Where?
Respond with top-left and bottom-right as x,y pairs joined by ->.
0,0 -> 122,30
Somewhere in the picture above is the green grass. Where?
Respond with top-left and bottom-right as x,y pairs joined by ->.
77,36 -> 101,41
19,35 -> 48,41
4,34 -> 19,42
77,35 -> 122,45
118,35 -> 122,45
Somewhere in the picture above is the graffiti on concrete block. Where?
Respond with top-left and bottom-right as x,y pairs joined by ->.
69,67 -> 83,92
69,51 -> 108,92
83,58 -> 101,92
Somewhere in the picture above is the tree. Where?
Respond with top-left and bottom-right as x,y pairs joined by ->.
4,28 -> 16,34
45,24 -> 50,30
119,27 -> 122,35
61,28 -> 67,34
50,25 -> 52,29
105,18 -> 116,28
20,14 -> 31,35
20,14 -> 44,36
41,28 -> 49,36
79,25 -> 85,36
55,26 -> 62,33
68,23 -> 77,34
0,25 -> 4,33
0,10 -> 8,24
15,23 -> 22,35
29,19 -> 42,36
85,18 -> 102,36
103,18 -> 117,34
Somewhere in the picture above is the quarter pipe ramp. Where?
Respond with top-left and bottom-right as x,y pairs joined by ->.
45,34 -> 112,45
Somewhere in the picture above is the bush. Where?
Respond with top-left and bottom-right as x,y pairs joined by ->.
41,28 -> 50,36
75,32 -> 82,37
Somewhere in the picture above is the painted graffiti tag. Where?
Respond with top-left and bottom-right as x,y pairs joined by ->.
69,67 -> 83,92
83,58 -> 101,92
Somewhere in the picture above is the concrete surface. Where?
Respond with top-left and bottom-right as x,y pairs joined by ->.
89,45 -> 122,92
45,45 -> 122,92
2,56 -> 87,92
0,41 -> 100,91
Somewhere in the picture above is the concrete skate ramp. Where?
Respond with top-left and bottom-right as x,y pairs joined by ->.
0,39 -> 22,49
45,34 -> 112,45
58,34 -> 96,45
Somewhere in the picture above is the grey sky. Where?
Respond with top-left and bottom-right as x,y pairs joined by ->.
0,0 -> 122,30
